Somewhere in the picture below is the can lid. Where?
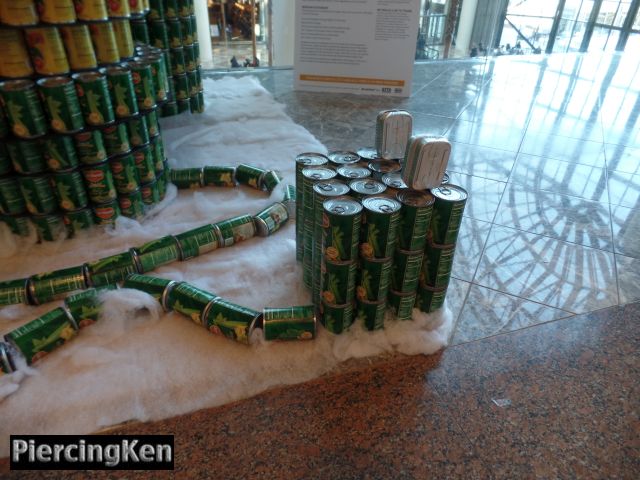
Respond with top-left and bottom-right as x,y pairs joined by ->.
362,195 -> 401,214
382,172 -> 408,189
349,179 -> 386,195
367,160 -> 401,174
0,79 -> 35,91
328,151 -> 360,165
72,71 -> 106,82
0,342 -> 15,374
296,152 -> 329,166
253,216 -> 270,237
397,189 -> 435,207
431,184 -> 468,202
323,197 -> 362,216
313,180 -> 350,197
301,166 -> 336,181
441,172 -> 450,184
356,147 -> 380,160
336,166 -> 371,179
37,76 -> 73,88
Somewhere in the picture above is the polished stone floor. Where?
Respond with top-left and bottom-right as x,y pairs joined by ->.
206,51 -> 640,346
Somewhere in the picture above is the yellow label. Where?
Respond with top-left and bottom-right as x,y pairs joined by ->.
73,0 -> 108,21
60,25 -> 97,70
25,27 -> 70,75
128,0 -> 145,15
37,0 -> 77,24
106,0 -> 130,18
112,19 -> 134,58
89,22 -> 120,64
299,74 -> 405,87
0,0 -> 38,26
0,29 -> 34,78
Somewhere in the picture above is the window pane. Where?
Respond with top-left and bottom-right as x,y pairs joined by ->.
507,0 -> 558,17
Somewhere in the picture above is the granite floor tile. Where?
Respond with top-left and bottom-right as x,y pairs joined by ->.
616,254 -> 640,305
611,204 -> 640,258
494,183 -> 613,251
604,143 -> 640,175
446,142 -> 517,182
509,153 -> 609,203
608,170 -> 640,208
451,217 -> 492,282
474,225 -> 618,314
520,131 -> 606,167
450,284 -> 573,345
446,172 -> 506,223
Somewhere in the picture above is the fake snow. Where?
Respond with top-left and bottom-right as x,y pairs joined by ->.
0,77 -> 453,455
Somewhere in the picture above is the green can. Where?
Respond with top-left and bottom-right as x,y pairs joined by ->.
349,179 -> 387,200
170,167 -> 201,189
179,16 -> 194,45
92,200 -> 121,225
235,164 -> 266,190
148,0 -> 165,20
127,116 -> 150,147
150,135 -> 165,172
320,300 -> 353,334
193,42 -> 200,66
74,130 -> 108,164
253,202 -> 289,237
302,225 -> 313,288
321,259 -> 356,306
133,235 -> 180,273
172,74 -> 188,101
149,20 -> 170,49
203,298 -> 260,345
72,71 -> 115,127
109,152 -> 140,194
147,55 -> 170,102
0,144 -> 12,176
178,0 -> 193,16
194,66 -> 203,93
64,286 -> 115,328
50,169 -> 89,211
0,278 -> 29,306
44,134 -> 79,171
118,188 -> 145,219
415,284 -> 447,313
201,165 -> 235,187
106,65 -> 139,118
391,249 -> 424,293
6,307 -> 78,365
63,207 -> 95,234
322,197 -> 362,262
295,154 -> 329,259
101,122 -> 130,155
336,165 -> 371,180
421,241 -> 455,289
0,79 -> 48,139
328,151 -> 360,167
167,18 -> 182,48
191,91 -> 204,113
356,256 -> 392,302
161,101 -> 178,117
429,185 -> 468,245
262,306 -> 316,341
260,170 -> 281,193
166,281 -> 217,324
9,138 -> 47,174
32,213 -> 67,241
86,250 -> 139,287
215,214 -> 256,247
130,18 -> 150,44
81,161 -> 117,203
28,265 -> 88,305
282,183 -> 295,214
360,196 -> 401,259
355,299 -> 386,331
0,176 -> 26,215
1,214 -> 32,237
177,99 -> 190,113
122,274 -> 175,309
397,190 -> 435,251
0,342 -> 15,375
185,69 -> 198,96
183,44 -> 197,72
18,174 -> 57,215
0,104 -> 9,138
388,289 -> 416,321
164,0 -> 179,18
175,224 -> 220,260
157,167 -> 168,201
144,109 -> 160,137
169,47 -> 186,75
129,60 -> 157,110
140,179 -> 160,205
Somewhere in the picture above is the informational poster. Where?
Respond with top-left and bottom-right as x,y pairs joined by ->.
294,0 -> 421,97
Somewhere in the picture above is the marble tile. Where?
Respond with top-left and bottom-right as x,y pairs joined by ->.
446,119 -> 525,151
520,131 -> 606,167
474,225 -> 618,314
450,285 -> 573,345
447,142 -> 517,182
510,153 -> 609,203
444,277 -> 471,334
494,183 -> 613,251
608,170 -> 640,208
447,172 -> 507,222
611,204 -> 640,258
451,217 -> 492,282
409,111 -> 454,137
615,254 -> 640,305
527,112 -> 603,143
605,143 -> 640,175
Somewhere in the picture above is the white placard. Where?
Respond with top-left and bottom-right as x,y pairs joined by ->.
294,0 -> 421,97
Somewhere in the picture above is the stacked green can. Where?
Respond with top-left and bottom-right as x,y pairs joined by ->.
129,0 -> 204,116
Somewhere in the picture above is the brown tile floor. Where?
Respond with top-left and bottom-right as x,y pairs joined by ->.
2,302 -> 638,479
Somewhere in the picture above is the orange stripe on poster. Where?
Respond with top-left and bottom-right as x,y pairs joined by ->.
299,75 -> 405,87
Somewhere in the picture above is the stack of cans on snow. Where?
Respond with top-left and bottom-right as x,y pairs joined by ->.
168,163 -> 283,194
295,110 -> 468,334
129,0 -> 204,115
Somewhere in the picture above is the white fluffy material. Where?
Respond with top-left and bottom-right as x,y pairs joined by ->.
0,76 -> 452,455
